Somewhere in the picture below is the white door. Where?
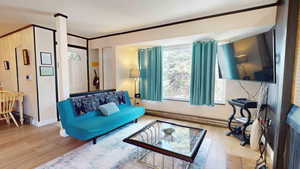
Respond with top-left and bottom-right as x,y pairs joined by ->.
68,47 -> 88,93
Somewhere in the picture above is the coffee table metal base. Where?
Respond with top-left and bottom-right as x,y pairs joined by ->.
136,148 -> 191,169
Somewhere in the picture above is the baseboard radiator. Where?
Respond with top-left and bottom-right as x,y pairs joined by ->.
146,109 -> 236,128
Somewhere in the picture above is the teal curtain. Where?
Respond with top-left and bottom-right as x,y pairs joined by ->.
190,40 -> 217,106
138,47 -> 162,101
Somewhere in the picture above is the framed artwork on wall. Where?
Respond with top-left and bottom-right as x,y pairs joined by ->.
23,49 -> 30,65
40,52 -> 52,65
3,61 -> 9,70
40,66 -> 54,76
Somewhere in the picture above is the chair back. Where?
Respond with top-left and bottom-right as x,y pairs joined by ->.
0,91 -> 17,115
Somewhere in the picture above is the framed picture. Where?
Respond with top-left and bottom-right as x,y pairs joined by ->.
40,66 -> 54,76
3,61 -> 9,70
40,52 -> 52,65
23,49 -> 30,65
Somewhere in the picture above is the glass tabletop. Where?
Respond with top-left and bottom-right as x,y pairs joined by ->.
123,120 -> 207,162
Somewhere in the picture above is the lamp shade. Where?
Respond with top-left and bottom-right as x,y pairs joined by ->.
129,69 -> 140,78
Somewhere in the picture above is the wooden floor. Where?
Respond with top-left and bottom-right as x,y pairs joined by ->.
0,115 -> 259,169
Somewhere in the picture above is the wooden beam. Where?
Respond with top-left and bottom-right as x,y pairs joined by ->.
89,2 -> 279,40
270,0 -> 299,168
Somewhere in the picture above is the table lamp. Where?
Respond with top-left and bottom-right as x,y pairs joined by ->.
129,68 -> 140,104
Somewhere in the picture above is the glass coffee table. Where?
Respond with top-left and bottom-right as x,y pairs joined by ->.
123,120 -> 207,169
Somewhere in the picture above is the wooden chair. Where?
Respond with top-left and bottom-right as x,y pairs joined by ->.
0,91 -> 19,127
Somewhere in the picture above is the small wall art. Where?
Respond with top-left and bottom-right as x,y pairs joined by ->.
23,49 -> 30,65
40,52 -> 52,65
40,66 -> 54,76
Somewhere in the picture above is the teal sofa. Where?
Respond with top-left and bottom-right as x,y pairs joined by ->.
57,91 -> 145,144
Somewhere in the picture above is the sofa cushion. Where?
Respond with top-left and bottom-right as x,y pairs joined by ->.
106,94 -> 120,105
70,91 -> 129,115
99,102 -> 120,116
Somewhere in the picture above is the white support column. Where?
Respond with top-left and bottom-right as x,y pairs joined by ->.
55,13 -> 70,101
55,13 -> 69,137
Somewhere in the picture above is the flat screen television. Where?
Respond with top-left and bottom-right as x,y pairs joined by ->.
218,29 -> 275,83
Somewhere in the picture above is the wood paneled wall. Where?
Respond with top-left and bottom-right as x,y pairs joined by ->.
0,27 -> 39,120
292,6 -> 300,106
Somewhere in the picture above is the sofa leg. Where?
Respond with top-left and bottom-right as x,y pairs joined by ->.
93,138 -> 97,144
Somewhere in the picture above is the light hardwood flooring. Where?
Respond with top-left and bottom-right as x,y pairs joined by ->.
0,115 -> 260,169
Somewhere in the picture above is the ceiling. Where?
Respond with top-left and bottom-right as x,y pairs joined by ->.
0,0 -> 277,38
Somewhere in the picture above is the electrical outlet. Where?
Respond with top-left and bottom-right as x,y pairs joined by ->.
26,75 -> 32,80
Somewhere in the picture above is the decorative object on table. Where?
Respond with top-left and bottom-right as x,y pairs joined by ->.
129,68 -> 140,104
163,127 -> 175,142
227,98 -> 257,146
134,93 -> 141,105
40,52 -> 52,65
0,91 -> 19,127
93,69 -> 100,89
3,61 -> 9,70
163,127 -> 175,135
40,66 -> 54,76
123,120 -> 207,169
250,84 -> 268,150
22,49 -> 30,65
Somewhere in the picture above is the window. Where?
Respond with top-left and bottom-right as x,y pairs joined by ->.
162,44 -> 225,103
163,44 -> 192,100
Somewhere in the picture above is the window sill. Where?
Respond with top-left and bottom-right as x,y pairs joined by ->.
162,98 -> 226,105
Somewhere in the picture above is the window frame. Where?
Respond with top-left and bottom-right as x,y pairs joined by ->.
161,43 -> 226,104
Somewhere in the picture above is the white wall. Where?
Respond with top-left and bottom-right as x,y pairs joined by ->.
90,7 -> 276,121
34,27 -> 57,124
102,47 -> 116,89
68,35 -> 87,47
115,46 -> 139,98
0,27 -> 39,120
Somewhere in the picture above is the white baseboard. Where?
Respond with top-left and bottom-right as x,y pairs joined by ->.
31,119 -> 58,127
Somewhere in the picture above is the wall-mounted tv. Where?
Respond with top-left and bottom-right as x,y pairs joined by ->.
218,29 -> 275,83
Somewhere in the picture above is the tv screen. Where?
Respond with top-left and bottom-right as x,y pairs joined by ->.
218,29 -> 275,83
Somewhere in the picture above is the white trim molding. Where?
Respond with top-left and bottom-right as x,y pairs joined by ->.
31,119 -> 57,127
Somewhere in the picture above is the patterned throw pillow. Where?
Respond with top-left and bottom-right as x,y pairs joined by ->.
116,91 -> 126,104
81,96 -> 98,113
71,96 -> 86,115
106,93 -> 120,105
95,93 -> 107,105
70,91 -> 128,115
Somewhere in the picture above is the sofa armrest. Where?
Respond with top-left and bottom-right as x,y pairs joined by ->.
57,99 -> 77,128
